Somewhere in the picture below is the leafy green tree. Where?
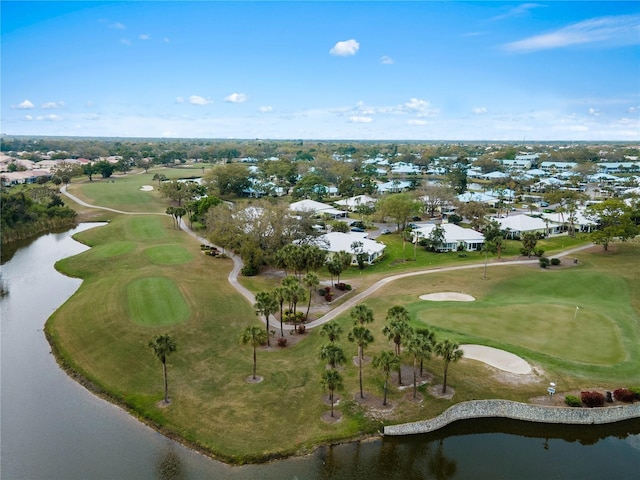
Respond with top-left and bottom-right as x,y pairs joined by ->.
378,193 -> 421,231
292,173 -> 328,201
520,232 -> 538,258
350,304 -> 374,326
372,350 -> 400,406
482,219 -> 504,258
435,339 -> 464,394
94,160 -> 115,178
254,291 -> 279,347
147,334 -> 177,404
586,198 -> 638,251
348,325 -> 374,399
351,241 -> 368,269
320,322 -> 343,343
321,369 -> 343,418
240,325 -> 268,380
446,165 -> 468,194
426,224 -> 445,252
282,276 -> 307,332
319,343 -> 347,369
83,163 -> 97,181
153,173 -> 167,185
204,163 -> 251,196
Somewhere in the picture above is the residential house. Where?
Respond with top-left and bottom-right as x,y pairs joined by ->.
411,223 -> 485,252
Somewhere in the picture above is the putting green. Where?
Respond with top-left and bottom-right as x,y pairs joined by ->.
128,276 -> 190,326
144,245 -> 193,265
414,303 -> 624,366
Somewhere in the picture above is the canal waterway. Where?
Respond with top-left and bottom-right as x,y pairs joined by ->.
1,224 -> 639,479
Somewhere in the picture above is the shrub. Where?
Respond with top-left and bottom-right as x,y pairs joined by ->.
550,257 -> 561,266
318,288 -> 326,297
241,264 -> 258,276
613,388 -> 635,403
297,324 -> 306,334
325,293 -> 333,302
564,395 -> 582,407
539,257 -> 550,268
534,247 -> 545,257
630,387 -> 640,400
283,310 -> 305,324
581,391 -> 605,407
344,283 -> 352,291
277,337 -> 287,347
336,282 -> 346,291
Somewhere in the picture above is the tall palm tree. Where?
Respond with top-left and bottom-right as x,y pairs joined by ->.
320,322 -> 343,344
350,304 -> 374,326
147,334 -> 177,404
383,305 -> 412,385
240,325 -> 268,380
348,325 -> 374,399
273,286 -> 286,337
435,339 -> 464,394
302,271 -> 319,320
319,343 -> 347,370
405,334 -> 432,399
320,369 -> 343,418
254,291 -> 278,346
416,327 -> 436,376
372,350 -> 400,406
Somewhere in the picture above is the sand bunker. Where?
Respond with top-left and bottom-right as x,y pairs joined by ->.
460,344 -> 532,375
419,292 -> 475,302
140,185 -> 154,191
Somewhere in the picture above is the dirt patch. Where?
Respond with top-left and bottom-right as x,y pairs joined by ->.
428,384 -> 456,400
352,355 -> 372,367
392,364 -> 431,388
321,411 -> 343,423
353,391 -> 395,419
245,375 -> 264,384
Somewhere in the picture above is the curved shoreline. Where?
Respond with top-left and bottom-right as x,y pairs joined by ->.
384,400 -> 640,436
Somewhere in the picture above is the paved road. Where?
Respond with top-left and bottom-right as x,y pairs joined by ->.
60,185 -> 595,332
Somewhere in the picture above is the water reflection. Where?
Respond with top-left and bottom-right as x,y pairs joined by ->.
156,447 -> 185,480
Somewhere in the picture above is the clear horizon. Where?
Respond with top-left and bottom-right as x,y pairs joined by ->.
2,1 -> 639,142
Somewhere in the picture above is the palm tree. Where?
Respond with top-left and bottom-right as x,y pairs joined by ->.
302,271 -> 319,320
335,250 -> 352,284
350,304 -> 374,326
321,369 -> 343,417
372,350 -> 400,406
254,291 -> 278,347
147,334 -> 177,404
320,322 -> 343,344
435,339 -> 464,394
383,305 -> 412,385
273,286 -> 286,337
348,325 -> 374,399
416,328 -> 436,376
240,325 -> 268,380
405,334 -> 432,399
319,343 -> 347,370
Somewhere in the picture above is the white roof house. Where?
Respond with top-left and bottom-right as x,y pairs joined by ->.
495,214 -> 547,238
540,210 -> 597,234
457,192 -> 498,206
411,223 -> 485,252
289,199 -> 347,218
334,195 -> 378,211
376,180 -> 413,193
306,232 -> 386,265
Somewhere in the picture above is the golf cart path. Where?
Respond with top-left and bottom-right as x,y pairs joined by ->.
60,186 -> 594,374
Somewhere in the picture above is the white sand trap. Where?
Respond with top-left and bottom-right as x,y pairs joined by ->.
420,292 -> 475,302
460,344 -> 532,375
139,185 -> 154,191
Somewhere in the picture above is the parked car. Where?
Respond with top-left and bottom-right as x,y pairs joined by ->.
412,216 -> 422,221
350,227 -> 365,233
407,223 -> 418,229
539,201 -> 549,207
349,221 -> 366,229
381,228 -> 391,235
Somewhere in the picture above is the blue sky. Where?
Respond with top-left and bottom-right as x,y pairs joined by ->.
2,1 -> 639,141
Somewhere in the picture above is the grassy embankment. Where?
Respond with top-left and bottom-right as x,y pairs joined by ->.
46,172 -> 640,464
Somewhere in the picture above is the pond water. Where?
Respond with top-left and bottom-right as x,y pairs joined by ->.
1,224 -> 639,479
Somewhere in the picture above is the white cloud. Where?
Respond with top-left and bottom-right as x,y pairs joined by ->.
258,105 -> 273,113
175,97 -> 184,104
380,55 -> 394,65
588,108 -> 601,116
83,114 -> 100,120
109,22 -> 126,30
503,14 -> 640,53
349,116 -> 372,123
491,3 -> 544,22
628,106 -> 639,113
17,99 -> 35,109
407,119 -> 427,126
189,95 -> 213,106
121,38 -> 131,46
472,107 -> 488,115
37,114 -> 63,121
24,115 -> 33,121
41,101 -> 65,109
139,34 -> 150,40
330,39 -> 360,56
224,93 -> 249,103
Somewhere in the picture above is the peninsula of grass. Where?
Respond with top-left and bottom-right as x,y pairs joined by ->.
45,191 -> 640,464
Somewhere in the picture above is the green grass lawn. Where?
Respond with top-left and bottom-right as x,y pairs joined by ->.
46,185 -> 640,464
